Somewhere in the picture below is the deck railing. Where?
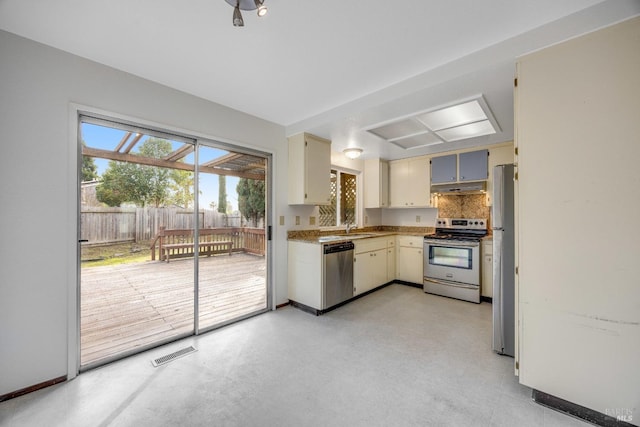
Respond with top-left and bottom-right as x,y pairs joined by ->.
150,226 -> 265,261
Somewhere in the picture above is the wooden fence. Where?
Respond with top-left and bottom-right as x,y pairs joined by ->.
81,207 -> 248,245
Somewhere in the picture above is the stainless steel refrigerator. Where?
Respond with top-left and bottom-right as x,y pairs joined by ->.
492,164 -> 515,357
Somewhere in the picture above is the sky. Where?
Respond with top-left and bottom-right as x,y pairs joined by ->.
81,122 -> 239,211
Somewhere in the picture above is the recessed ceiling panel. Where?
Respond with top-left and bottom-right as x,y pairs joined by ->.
436,120 -> 496,142
367,118 -> 428,141
416,100 -> 487,131
390,133 -> 443,150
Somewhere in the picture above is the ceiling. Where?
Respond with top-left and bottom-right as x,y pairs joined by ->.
1,0 -> 637,160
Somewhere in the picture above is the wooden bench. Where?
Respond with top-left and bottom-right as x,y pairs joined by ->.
162,241 -> 233,262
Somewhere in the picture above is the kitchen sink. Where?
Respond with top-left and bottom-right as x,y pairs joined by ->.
318,232 -> 388,242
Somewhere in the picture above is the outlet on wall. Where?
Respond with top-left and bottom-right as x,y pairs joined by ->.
279,216 -> 285,226
416,215 -> 421,223
309,216 -> 316,226
295,216 -> 300,226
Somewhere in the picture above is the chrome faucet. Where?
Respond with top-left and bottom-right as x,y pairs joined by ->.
345,222 -> 356,234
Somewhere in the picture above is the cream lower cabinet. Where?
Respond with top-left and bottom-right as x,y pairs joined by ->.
287,241 -> 323,309
386,237 -> 396,282
396,236 -> 424,284
482,240 -> 493,298
354,237 -> 389,295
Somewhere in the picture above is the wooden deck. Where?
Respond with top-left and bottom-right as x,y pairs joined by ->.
80,253 -> 266,366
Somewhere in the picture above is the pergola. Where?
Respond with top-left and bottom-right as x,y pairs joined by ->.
82,131 -> 266,181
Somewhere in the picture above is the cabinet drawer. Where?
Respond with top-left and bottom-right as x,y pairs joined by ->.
354,237 -> 388,254
397,235 -> 423,248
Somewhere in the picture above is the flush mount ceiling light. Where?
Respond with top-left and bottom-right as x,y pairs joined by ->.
225,0 -> 267,27
364,95 -> 500,149
343,148 -> 363,159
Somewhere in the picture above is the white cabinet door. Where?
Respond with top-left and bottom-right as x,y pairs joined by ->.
408,157 -> 430,206
482,240 -> 493,298
354,248 -> 387,295
364,158 -> 389,208
389,158 -> 431,207
386,237 -> 396,282
397,246 -> 423,284
389,160 -> 409,207
288,133 -> 331,205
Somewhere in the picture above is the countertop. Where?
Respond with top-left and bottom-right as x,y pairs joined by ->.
287,227 -> 434,245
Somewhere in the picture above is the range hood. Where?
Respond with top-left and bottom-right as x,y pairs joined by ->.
431,181 -> 487,195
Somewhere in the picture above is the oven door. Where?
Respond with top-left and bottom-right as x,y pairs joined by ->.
423,239 -> 480,286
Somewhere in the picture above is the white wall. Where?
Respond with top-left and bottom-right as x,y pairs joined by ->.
0,30 -> 289,395
516,17 -> 640,422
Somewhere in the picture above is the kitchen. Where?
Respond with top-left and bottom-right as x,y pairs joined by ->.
286,138 -> 512,309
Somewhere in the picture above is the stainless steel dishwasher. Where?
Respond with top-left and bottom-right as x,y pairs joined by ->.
322,241 -> 355,309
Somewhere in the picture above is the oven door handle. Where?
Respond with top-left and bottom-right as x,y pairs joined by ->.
424,277 -> 479,289
424,240 -> 480,248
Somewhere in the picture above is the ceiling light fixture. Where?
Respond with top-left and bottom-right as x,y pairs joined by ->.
225,0 -> 267,27
364,95 -> 500,150
343,148 -> 363,159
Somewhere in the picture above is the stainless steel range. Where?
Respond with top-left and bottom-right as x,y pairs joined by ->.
423,218 -> 488,303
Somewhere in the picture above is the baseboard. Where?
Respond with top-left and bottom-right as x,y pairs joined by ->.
275,301 -> 290,309
0,375 -> 67,402
533,389 -> 635,426
394,280 -> 423,289
481,296 -> 493,303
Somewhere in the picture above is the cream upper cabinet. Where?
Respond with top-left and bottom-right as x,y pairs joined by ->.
364,158 -> 389,208
287,133 -> 331,205
486,144 -> 514,206
389,157 -> 431,207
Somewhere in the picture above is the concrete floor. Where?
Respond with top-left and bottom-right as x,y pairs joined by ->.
0,284 -> 590,427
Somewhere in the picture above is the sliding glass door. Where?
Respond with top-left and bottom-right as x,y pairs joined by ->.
78,115 -> 270,369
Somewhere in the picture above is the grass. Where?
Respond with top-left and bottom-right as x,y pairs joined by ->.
81,241 -> 152,267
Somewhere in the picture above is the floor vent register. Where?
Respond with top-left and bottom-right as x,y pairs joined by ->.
151,346 -> 197,367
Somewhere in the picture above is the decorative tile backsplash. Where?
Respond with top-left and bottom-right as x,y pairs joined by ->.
437,194 -> 490,226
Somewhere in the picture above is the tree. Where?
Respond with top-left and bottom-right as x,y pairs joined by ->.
169,169 -> 194,208
81,140 -> 98,182
96,137 -> 176,207
237,178 -> 265,227
217,175 -> 227,214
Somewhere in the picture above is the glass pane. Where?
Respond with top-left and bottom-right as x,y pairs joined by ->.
80,120 -> 195,367
430,246 -> 472,269
197,145 -> 267,330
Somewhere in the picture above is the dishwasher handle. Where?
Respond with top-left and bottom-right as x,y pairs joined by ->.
323,241 -> 355,254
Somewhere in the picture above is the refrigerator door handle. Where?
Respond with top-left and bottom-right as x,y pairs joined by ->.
492,165 -> 504,229
492,230 -> 504,353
